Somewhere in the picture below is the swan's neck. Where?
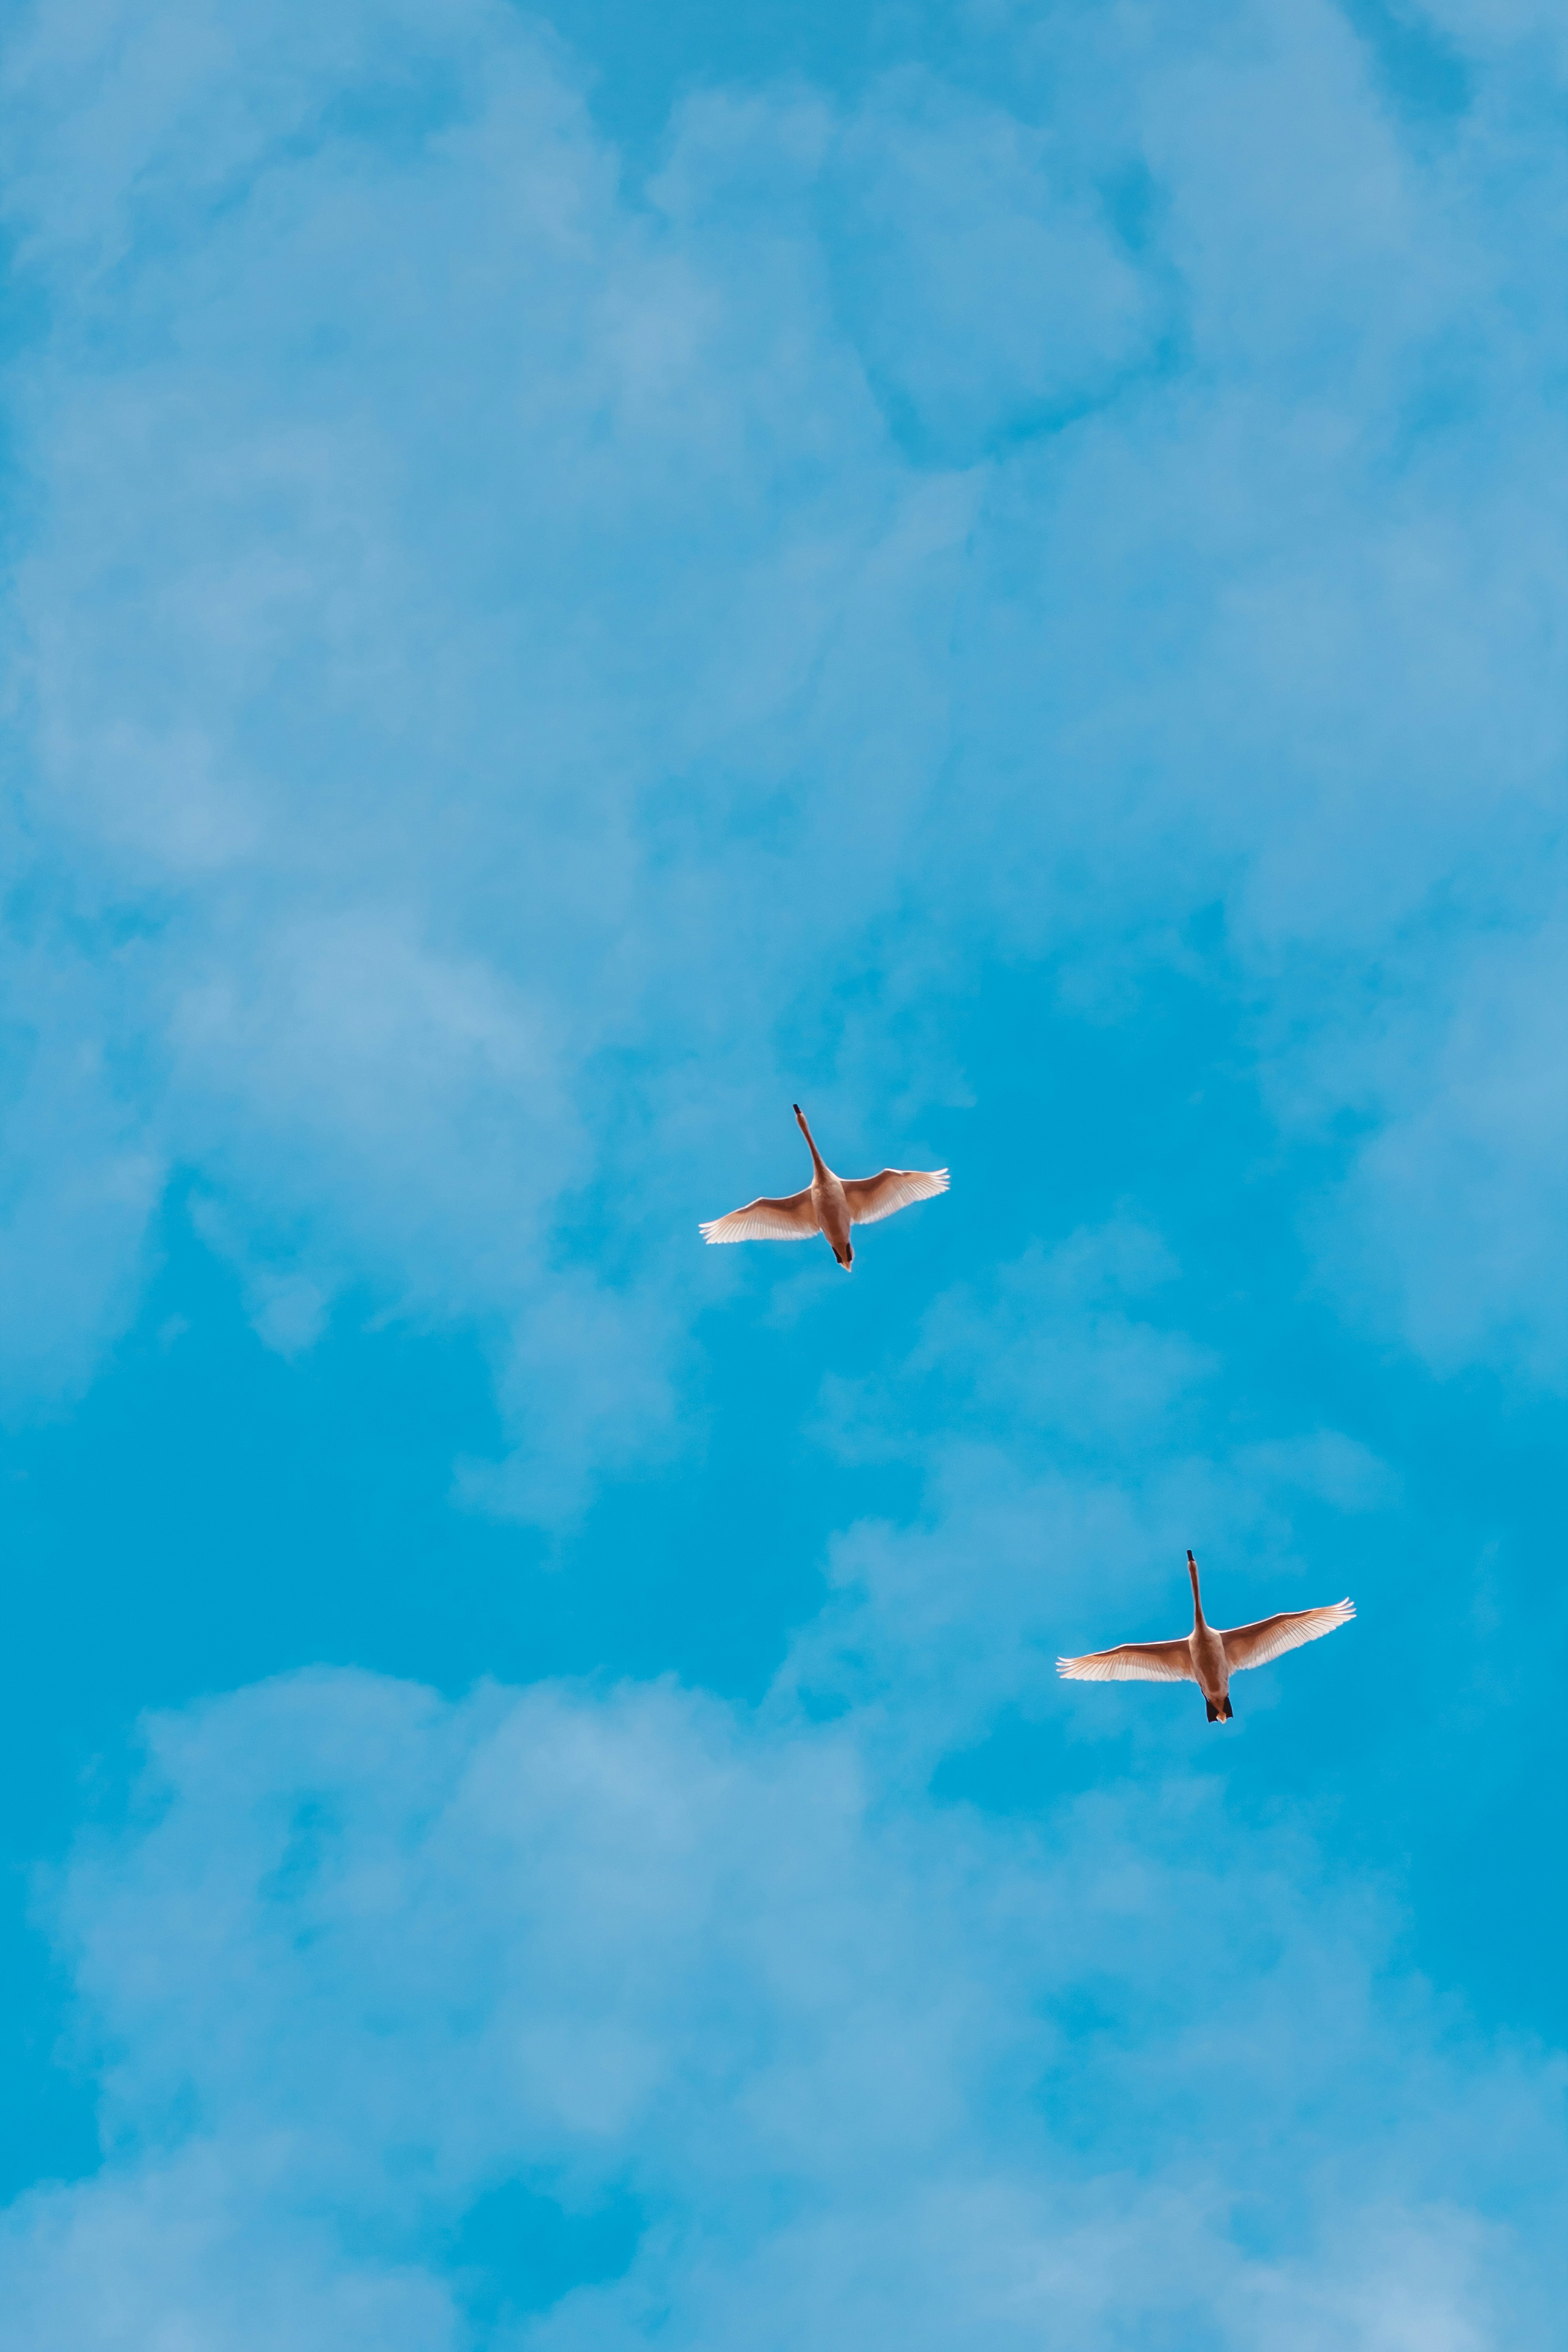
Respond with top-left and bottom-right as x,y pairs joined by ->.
1187,1555 -> 1206,1630
795,1109 -> 829,1180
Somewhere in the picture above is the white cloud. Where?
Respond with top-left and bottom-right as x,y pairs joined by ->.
786,1226 -> 1394,1753
826,67 -> 1160,465
0,938 -> 165,1412
3,0 -> 1568,1506
1324,913 -> 1568,1381
2,10 -> 1564,2339
3,1659 -> 1562,2347
0,1202 -> 1555,2342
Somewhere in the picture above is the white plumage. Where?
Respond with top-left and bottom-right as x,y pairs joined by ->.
700,1106 -> 948,1269
1057,1552 -> 1356,1723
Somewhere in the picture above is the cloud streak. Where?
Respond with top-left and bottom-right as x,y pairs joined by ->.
4,1652 -> 1563,2348
2,5 -> 1567,2328
1,0 -> 1566,1503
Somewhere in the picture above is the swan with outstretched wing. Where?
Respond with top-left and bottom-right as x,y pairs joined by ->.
700,1105 -> 948,1269
1058,1550 -> 1355,1722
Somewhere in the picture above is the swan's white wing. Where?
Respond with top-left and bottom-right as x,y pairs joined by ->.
699,1188 -> 819,1244
1056,1637 -> 1193,1684
840,1168 -> 950,1227
1221,1599 -> 1355,1673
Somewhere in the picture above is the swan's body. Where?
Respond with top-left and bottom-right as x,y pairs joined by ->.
1057,1550 -> 1354,1722
699,1105 -> 948,1269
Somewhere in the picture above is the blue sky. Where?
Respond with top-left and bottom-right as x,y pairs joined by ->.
2,0 -> 1567,2341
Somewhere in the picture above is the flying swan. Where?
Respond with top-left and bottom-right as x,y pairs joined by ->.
699,1104 -> 949,1270
1057,1549 -> 1355,1722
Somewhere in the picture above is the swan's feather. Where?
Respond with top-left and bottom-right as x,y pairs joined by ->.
840,1167 -> 950,1227
1221,1599 -> 1355,1672
1056,1638 -> 1193,1684
699,1188 -> 819,1244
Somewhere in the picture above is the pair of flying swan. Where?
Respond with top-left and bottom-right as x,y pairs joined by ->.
701,1107 -> 1356,1722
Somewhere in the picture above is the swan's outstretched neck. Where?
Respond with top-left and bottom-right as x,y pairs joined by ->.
793,1103 -> 828,1174
1186,1548 -> 1205,1628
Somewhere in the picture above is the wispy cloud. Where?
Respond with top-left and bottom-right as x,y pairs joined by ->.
786,1224 -> 1396,1757
2,5 -> 1567,2325
4,1655 -> 1562,2347
2,0 -> 1567,1508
